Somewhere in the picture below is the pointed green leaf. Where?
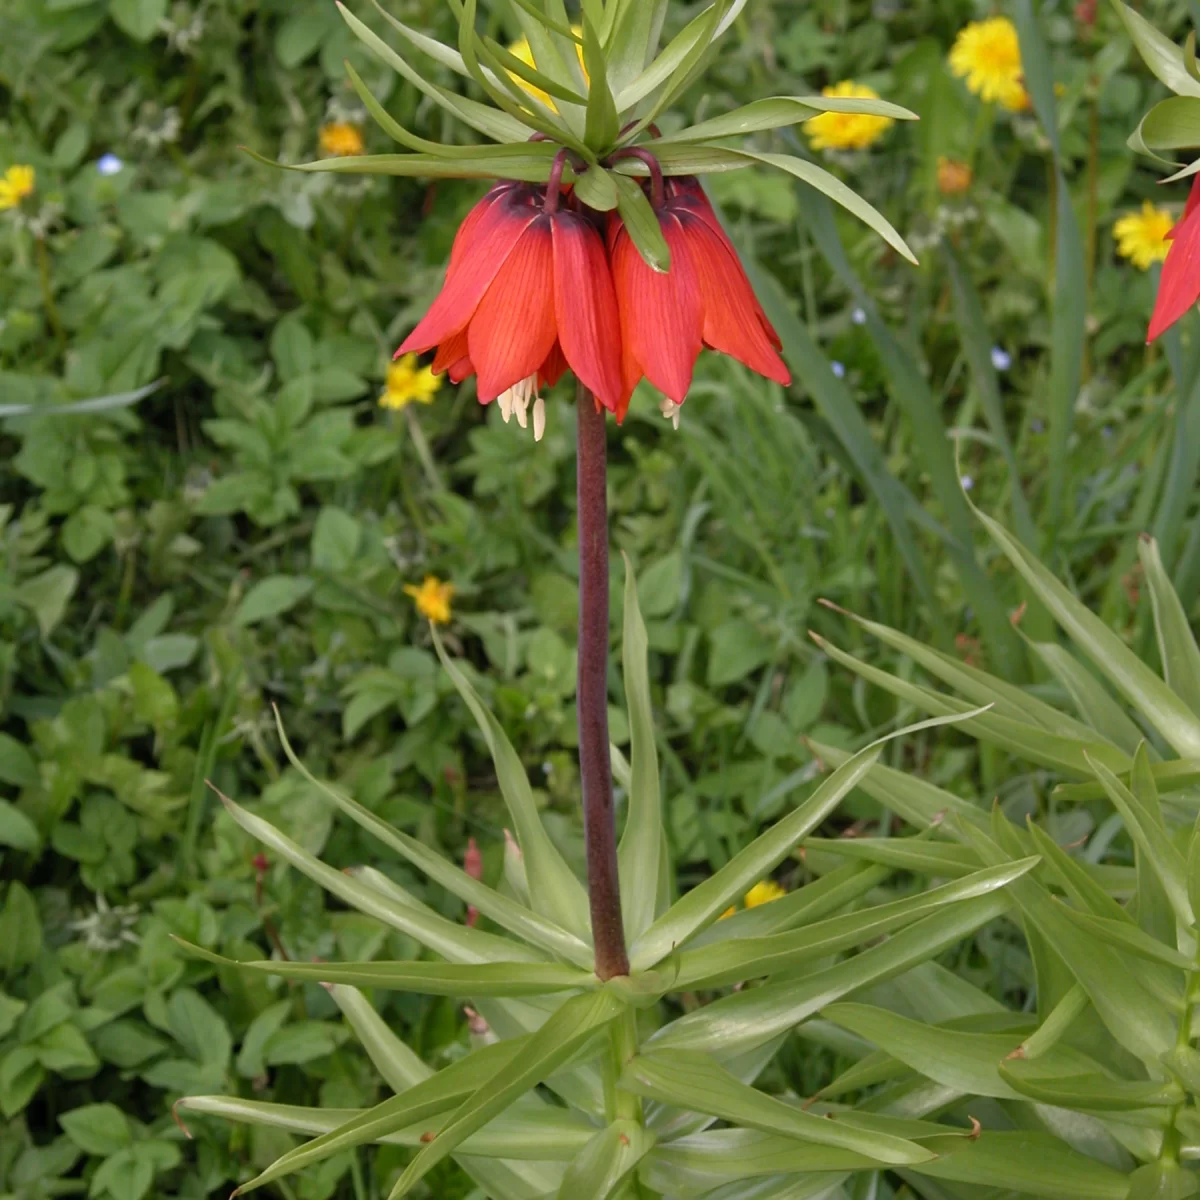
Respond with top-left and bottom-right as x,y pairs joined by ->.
387,989 -> 623,1198
555,1120 -> 655,1200
1029,640 -> 1145,754
433,629 -> 592,941
612,174 -> 669,272
606,0 -> 668,95
1139,96 -> 1200,150
1111,0 -> 1200,98
325,985 -> 431,1093
248,147 -> 558,183
572,166 -> 619,211
1140,534 -> 1200,719
581,15 -> 619,151
659,95 -> 916,145
273,708 -> 592,967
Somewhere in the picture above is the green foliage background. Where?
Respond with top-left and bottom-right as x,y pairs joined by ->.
3,0 -> 1200,1197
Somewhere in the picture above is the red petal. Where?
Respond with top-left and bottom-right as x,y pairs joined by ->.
399,192 -> 539,356
611,215 -> 702,405
682,212 -> 790,385
448,183 -> 515,273
551,212 -> 623,412
468,217 -> 557,403
431,329 -> 469,375
449,355 -> 475,385
1149,206 -> 1200,342
538,341 -> 569,389
1170,177 -> 1200,239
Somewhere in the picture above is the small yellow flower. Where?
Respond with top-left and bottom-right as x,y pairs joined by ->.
405,576 -> 454,625
380,354 -> 442,410
319,123 -> 365,157
937,156 -> 973,197
949,18 -> 1029,113
508,28 -> 587,111
1114,202 -> 1175,271
718,906 -> 738,921
804,82 -> 895,152
0,165 -> 35,211
744,880 -> 787,908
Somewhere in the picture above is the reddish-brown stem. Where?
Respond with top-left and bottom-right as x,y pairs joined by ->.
545,148 -> 571,214
575,382 -> 629,981
608,148 -> 664,209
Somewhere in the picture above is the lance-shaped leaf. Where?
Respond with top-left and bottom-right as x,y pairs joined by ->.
605,0 -> 668,96
1087,748 -> 1194,928
1140,534 -> 1200,719
612,174 -> 670,271
649,893 -> 1011,1058
658,95 -> 916,144
631,709 -> 991,970
581,15 -> 619,151
387,989 -> 624,1198
671,858 -> 1038,990
326,985 -> 430,1093
212,788 -> 540,965
337,3 -> 527,144
972,505 -> 1200,758
172,940 -> 594,997
223,1038 -> 529,1192
803,837 -> 980,879
555,1119 -> 656,1200
433,629 -> 592,941
616,557 -> 665,940
623,1051 -> 933,1166
1111,0 -> 1200,99
1137,96 -> 1200,151
1055,758 -> 1200,803
272,708 -> 592,968
573,166 -> 619,211
481,37 -> 588,107
251,147 -> 559,183
999,1057 -> 1184,1112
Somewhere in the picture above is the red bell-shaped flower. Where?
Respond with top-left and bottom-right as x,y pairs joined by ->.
608,174 -> 790,419
398,180 -> 623,415
1149,176 -> 1200,343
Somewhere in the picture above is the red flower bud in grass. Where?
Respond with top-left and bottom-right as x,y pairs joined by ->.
397,177 -> 623,416
1148,177 -> 1200,343
463,836 -> 482,928
608,174 -> 790,419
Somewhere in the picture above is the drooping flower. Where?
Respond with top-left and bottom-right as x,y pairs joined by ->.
804,82 -> 895,151
0,165 -> 35,210
397,178 -> 623,415
380,354 -> 442,409
607,174 -> 789,418
949,17 -> 1030,113
319,123 -> 365,157
937,156 -> 973,196
1114,201 -> 1173,271
405,576 -> 454,624
744,879 -> 787,908
1148,178 -> 1200,342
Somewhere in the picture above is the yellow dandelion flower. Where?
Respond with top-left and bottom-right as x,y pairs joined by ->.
744,880 -> 787,908
804,82 -> 895,152
0,165 -> 35,211
319,123 -> 365,157
1114,201 -> 1174,271
949,17 -> 1029,113
936,156 -> 973,197
405,576 -> 454,625
380,354 -> 442,410
508,28 -> 587,112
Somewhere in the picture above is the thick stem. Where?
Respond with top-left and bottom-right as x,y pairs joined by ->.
575,382 -> 629,980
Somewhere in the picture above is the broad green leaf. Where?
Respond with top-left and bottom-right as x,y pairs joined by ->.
605,0 -> 668,95
581,15 -> 619,151
613,174 -> 669,272
617,556 -> 666,940
336,3 -> 528,144
1016,983 -> 1089,1059
214,789 -> 542,965
1088,748 -> 1193,928
326,985 -> 430,1093
999,1057 -> 1184,1111
659,95 -> 916,144
1111,0 -> 1200,98
911,1131 -> 1130,1199
623,1052 -> 933,1165
972,506 -> 1200,758
433,629 -> 592,941
173,939 -> 593,997
273,708 -> 593,968
671,859 -> 1038,990
387,989 -> 623,1198
555,1119 -> 656,1199
225,1038 -> 529,1192
1140,534 -> 1200,719
649,893 -> 1011,1058
1138,95 -> 1200,149
573,166 -> 619,211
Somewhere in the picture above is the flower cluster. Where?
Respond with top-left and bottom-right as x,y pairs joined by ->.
398,166 -> 789,437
